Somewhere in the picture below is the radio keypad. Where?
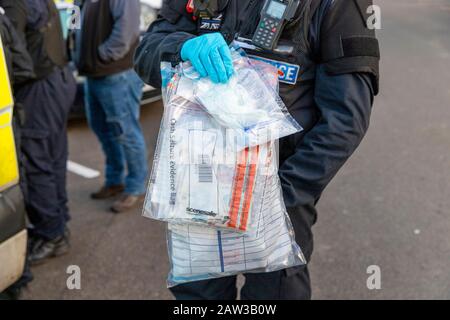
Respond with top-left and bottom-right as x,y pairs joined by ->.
253,17 -> 279,48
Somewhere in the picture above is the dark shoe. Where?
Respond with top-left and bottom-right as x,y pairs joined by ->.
110,194 -> 145,214
91,184 -> 124,199
0,286 -> 22,300
29,233 -> 70,266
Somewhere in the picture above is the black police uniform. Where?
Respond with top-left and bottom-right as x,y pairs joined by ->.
0,8 -> 34,300
1,0 -> 77,241
134,0 -> 380,300
0,9 -> 34,88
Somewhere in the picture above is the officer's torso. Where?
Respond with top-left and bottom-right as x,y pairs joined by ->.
193,0 -> 326,161
197,0 -> 317,130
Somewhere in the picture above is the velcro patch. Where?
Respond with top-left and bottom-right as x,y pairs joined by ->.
342,36 -> 380,58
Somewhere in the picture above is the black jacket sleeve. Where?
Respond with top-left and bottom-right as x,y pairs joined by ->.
279,0 -> 380,207
319,0 -> 380,93
0,13 -> 34,87
0,0 -> 27,36
134,0 -> 197,88
0,14 -> 15,81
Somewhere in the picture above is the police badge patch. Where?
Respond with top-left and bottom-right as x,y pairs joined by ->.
249,55 -> 300,85
199,14 -> 223,32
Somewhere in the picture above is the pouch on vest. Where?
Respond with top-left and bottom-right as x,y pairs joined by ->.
42,0 -> 68,69
160,0 -> 194,23
161,0 -> 229,26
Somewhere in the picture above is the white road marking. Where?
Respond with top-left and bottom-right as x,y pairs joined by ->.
67,161 -> 100,179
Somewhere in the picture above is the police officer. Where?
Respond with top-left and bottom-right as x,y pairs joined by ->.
1,0 -> 77,265
0,4 -> 34,300
134,0 -> 380,300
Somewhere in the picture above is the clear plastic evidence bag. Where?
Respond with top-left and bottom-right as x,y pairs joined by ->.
143,48 -> 306,286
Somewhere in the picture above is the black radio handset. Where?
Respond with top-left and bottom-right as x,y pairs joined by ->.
252,0 -> 301,51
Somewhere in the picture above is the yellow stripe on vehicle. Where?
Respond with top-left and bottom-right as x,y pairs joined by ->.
0,37 -> 18,191
0,36 -> 13,112
0,108 -> 19,191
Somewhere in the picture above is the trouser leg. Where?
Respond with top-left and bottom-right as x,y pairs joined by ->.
16,68 -> 75,240
287,203 -> 318,263
169,266 -> 311,301
122,71 -> 148,195
53,128 -> 69,223
170,275 -> 238,300
21,131 -> 64,240
84,79 -> 126,187
88,70 -> 148,195
241,265 -> 311,300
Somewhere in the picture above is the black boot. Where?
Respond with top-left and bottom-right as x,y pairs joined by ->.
29,230 -> 70,266
0,286 -> 22,300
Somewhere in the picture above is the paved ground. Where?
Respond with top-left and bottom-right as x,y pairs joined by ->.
22,0 -> 450,300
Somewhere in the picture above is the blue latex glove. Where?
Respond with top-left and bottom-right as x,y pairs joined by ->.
181,33 -> 234,84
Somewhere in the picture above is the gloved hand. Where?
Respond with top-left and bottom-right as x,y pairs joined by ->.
181,33 -> 234,84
